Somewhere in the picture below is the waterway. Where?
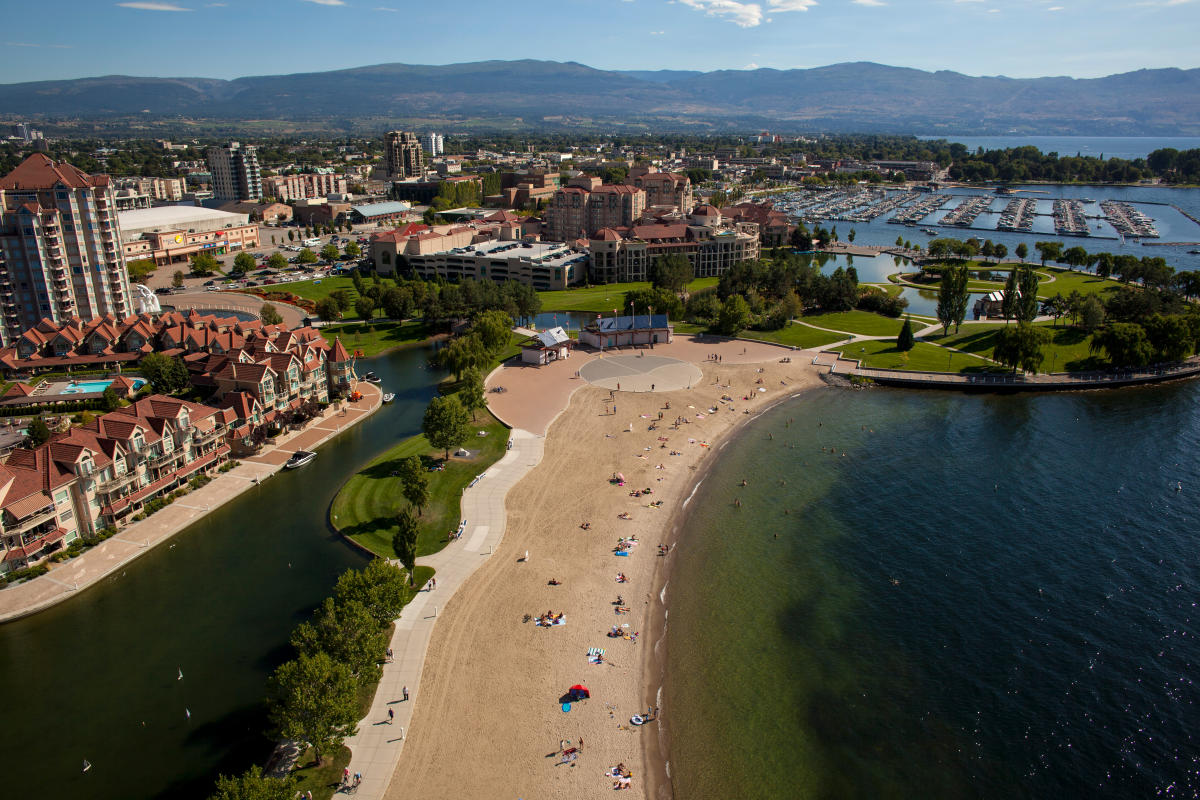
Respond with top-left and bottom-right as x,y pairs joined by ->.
666,380 -> 1200,798
0,345 -> 445,800
916,135 -> 1200,161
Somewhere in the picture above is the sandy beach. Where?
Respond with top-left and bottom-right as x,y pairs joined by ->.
384,343 -> 823,799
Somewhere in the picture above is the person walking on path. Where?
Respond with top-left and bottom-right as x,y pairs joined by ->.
403,685 -> 409,701
388,708 -> 395,724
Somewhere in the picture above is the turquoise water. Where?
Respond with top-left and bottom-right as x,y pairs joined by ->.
60,378 -> 148,395
666,382 -> 1200,798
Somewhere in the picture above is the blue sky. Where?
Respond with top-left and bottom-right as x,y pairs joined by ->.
1,0 -> 1196,83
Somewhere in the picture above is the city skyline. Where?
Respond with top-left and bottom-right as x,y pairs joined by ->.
0,0 -> 1196,84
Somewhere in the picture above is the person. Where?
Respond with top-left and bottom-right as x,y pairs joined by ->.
386,647 -> 393,662
388,708 -> 394,724
353,772 -> 362,788
402,685 -> 409,701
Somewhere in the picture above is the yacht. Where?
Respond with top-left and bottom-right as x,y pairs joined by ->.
285,450 -> 317,469
362,372 -> 382,384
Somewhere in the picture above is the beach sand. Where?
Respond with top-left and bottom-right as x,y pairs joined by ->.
385,353 -> 823,799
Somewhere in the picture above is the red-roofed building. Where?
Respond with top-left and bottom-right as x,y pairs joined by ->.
545,181 -> 647,241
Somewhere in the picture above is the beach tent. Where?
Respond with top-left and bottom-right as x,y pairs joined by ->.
568,684 -> 591,700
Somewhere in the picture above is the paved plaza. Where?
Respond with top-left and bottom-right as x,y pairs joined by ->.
578,353 -> 703,392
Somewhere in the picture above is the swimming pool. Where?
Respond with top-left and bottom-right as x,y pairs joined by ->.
59,378 -> 148,395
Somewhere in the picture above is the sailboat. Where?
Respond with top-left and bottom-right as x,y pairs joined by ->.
83,760 -> 92,773
185,708 -> 191,721
178,668 -> 183,681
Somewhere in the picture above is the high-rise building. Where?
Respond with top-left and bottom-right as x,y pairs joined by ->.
384,131 -> 423,179
421,132 -> 444,156
0,154 -> 133,344
206,142 -> 262,202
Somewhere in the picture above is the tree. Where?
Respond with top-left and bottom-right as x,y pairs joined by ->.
1079,295 -> 1106,333
287,230 -> 295,242
1090,322 -> 1153,367
234,252 -> 257,274
1015,243 -> 1028,262
1041,293 -> 1069,327
268,651 -> 359,766
268,252 -> 287,270
399,455 -> 430,515
439,335 -> 486,380
355,296 -> 376,321
716,295 -> 751,336
1034,241 -> 1063,268
209,769 -> 297,800
1062,246 -> 1091,272
333,559 -> 408,627
1016,266 -> 1041,323
993,323 -> 1049,373
897,316 -> 915,351
140,352 -> 189,393
127,258 -> 157,284
314,297 -> 340,322
190,252 -> 219,277
101,386 -> 121,412
290,597 -> 388,685
329,289 -> 354,312
1144,314 -> 1195,362
1001,269 -> 1018,322
381,286 -> 411,320
936,264 -> 969,335
847,228 -> 856,243
649,253 -> 694,295
321,243 -> 340,262
27,416 -> 51,448
993,243 -> 1008,263
344,242 -> 361,258
392,507 -> 419,582
172,270 -> 185,289
422,394 -> 471,460
472,310 -> 513,355
1095,252 -> 1115,279
458,367 -> 486,421
297,248 -> 318,265
260,303 -> 283,325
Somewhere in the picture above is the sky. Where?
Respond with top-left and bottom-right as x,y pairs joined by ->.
0,0 -> 1197,84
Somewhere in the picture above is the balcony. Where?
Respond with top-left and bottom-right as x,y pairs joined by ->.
96,471 -> 137,493
146,449 -> 181,467
192,427 -> 224,446
10,505 -> 58,534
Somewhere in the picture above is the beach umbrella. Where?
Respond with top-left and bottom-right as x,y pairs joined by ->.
569,684 -> 591,698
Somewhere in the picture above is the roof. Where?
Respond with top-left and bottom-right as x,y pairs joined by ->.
117,205 -> 249,231
592,314 -> 670,332
531,327 -> 570,348
351,201 -> 411,217
0,153 -> 100,191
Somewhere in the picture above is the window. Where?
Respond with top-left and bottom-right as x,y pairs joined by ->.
55,489 -> 69,505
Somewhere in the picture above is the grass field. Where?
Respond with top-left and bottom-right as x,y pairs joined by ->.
536,277 -> 719,312
320,320 -> 433,358
1038,267 -> 1125,300
799,310 -> 907,336
834,339 -> 1001,372
926,321 -> 1104,371
748,323 -> 849,349
330,413 -> 510,559
268,275 -> 368,303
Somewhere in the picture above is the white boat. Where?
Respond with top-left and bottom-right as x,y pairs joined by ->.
285,450 -> 317,469
362,372 -> 382,384
382,393 -> 395,404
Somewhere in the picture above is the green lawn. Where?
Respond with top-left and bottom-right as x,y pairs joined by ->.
321,320 -> 433,358
1038,267 -> 1125,300
537,277 -> 719,312
834,340 -> 1001,372
267,275 -> 366,303
748,323 -> 849,349
330,414 -> 510,559
799,310 -> 907,336
926,322 -> 1104,372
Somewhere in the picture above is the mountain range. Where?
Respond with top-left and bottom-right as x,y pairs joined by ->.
2,60 -> 1198,136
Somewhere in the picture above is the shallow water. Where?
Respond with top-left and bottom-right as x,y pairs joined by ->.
666,381 -> 1200,798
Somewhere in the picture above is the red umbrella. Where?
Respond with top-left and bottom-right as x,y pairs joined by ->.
568,684 -> 591,698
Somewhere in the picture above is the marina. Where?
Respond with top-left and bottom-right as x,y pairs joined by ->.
1052,198 -> 1091,236
996,198 -> 1037,232
939,195 -> 994,227
1102,200 -> 1160,238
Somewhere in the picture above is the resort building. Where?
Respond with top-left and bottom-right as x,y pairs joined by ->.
630,167 -> 694,215
544,179 -> 647,241
384,131 -> 424,180
578,314 -> 672,349
117,206 -> 259,267
404,239 -> 587,291
207,143 -> 262,203
0,394 -> 234,573
0,154 -> 134,346
587,206 -> 760,283
719,201 -> 793,247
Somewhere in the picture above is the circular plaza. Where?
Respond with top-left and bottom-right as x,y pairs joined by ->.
578,354 -> 703,392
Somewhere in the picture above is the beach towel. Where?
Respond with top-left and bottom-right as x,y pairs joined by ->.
587,647 -> 605,656
615,551 -> 630,557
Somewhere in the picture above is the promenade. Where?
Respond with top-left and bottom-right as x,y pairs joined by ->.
0,383 -> 381,623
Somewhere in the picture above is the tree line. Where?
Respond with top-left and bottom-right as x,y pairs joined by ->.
310,274 -> 541,325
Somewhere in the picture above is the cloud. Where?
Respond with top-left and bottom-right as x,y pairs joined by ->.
375,5 -> 397,9
302,0 -> 346,4
768,0 -> 817,9
649,29 -> 666,34
852,0 -> 886,6
116,1 -> 190,9
1047,5 -> 1063,9
679,0 -> 764,26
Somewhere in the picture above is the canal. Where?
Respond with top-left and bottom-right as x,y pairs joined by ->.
0,345 -> 445,800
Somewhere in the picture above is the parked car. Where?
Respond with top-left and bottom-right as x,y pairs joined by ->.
245,281 -> 259,287
203,280 -> 216,286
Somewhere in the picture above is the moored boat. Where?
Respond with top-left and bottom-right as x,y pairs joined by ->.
285,450 -> 316,469
362,372 -> 382,384
382,393 -> 395,403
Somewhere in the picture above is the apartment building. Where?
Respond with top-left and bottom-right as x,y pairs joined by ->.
207,142 -> 262,203
422,133 -> 444,156
0,154 -> 133,346
587,206 -> 760,283
262,173 -> 349,202
630,167 -> 694,215
545,179 -> 647,241
0,394 -> 234,572
384,131 -> 424,179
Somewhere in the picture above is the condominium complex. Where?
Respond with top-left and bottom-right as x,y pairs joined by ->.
630,166 -> 694,214
206,142 -> 262,202
384,131 -> 424,179
545,177 -> 647,241
422,132 -> 444,156
262,172 -> 349,202
0,154 -> 133,346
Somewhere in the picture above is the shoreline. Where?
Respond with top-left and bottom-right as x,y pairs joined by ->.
0,384 -> 382,624
640,383 -> 827,800
383,342 -> 821,800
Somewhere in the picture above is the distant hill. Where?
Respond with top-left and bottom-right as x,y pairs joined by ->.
2,60 -> 1198,136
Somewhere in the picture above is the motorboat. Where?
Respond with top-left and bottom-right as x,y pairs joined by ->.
382,393 -> 395,403
362,372 -> 382,384
922,228 -> 938,235
285,450 -> 316,469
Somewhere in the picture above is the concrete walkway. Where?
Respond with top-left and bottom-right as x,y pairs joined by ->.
0,384 -> 381,623
342,428 -> 546,799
